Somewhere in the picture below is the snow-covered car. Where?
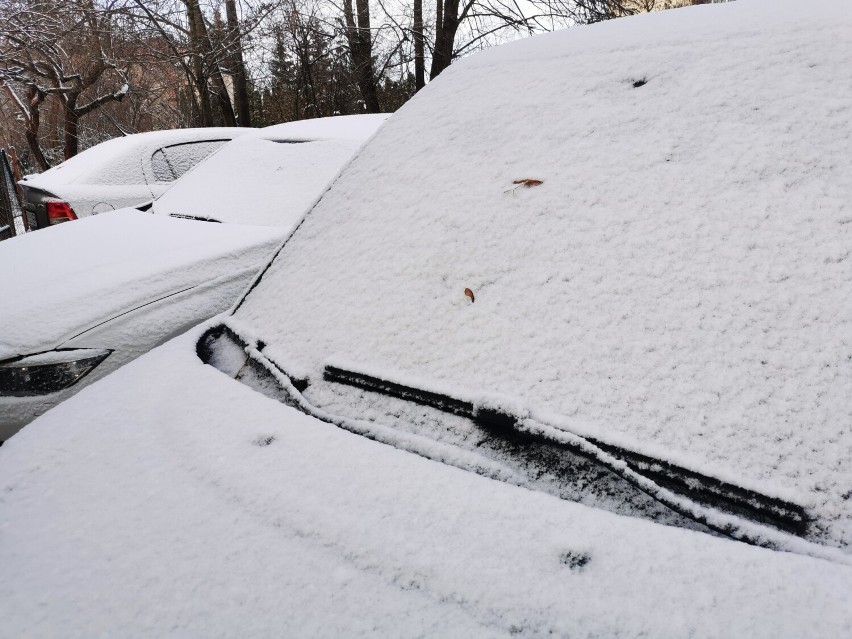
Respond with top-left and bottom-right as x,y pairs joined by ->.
0,114 -> 388,439
19,127 -> 246,230
2,1 -> 851,635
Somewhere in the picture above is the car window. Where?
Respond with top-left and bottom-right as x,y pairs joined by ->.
151,148 -> 175,182
150,140 -> 228,183
153,138 -> 365,227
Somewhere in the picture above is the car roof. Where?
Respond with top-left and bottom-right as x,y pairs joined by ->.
225,0 -> 852,550
152,115 -> 389,227
20,127 -> 248,188
246,113 -> 390,142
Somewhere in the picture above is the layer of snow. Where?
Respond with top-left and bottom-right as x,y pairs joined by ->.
231,0 -> 852,549
21,128 -> 247,188
152,115 -> 388,227
1,325 -> 852,637
3,348 -> 107,366
0,210 -> 286,360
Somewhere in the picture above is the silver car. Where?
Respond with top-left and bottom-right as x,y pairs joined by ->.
19,128 -> 246,230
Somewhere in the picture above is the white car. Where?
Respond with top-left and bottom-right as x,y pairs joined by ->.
0,114 -> 388,439
2,1 -> 851,636
19,128 -> 246,230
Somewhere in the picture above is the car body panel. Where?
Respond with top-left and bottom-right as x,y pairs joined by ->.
0,268 -> 265,439
0,210 -> 286,437
21,183 -> 157,226
0,209 -> 285,360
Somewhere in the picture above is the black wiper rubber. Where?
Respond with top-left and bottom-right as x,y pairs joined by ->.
169,213 -> 222,223
324,364 -> 808,537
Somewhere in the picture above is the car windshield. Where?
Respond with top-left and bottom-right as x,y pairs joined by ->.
151,115 -> 388,227
210,2 -> 851,556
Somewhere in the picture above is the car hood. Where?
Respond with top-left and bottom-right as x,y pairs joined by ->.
0,210 -> 285,359
0,326 -> 851,636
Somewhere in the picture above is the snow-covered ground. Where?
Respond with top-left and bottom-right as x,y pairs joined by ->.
1,0 -> 851,636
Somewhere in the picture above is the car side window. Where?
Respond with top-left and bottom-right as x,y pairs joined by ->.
151,148 -> 175,181
150,140 -> 228,183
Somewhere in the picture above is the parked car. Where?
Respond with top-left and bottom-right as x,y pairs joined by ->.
19,127 -> 246,230
2,1 -> 851,636
0,114 -> 388,439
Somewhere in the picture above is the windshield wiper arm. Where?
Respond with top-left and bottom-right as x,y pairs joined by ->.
324,364 -> 808,538
200,325 -> 837,560
168,212 -> 222,223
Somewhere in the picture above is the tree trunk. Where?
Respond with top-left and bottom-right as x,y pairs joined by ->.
225,0 -> 252,126
414,0 -> 425,90
63,95 -> 80,160
187,0 -> 213,125
23,87 -> 50,171
343,0 -> 381,113
430,0 -> 461,80
186,0 -> 236,126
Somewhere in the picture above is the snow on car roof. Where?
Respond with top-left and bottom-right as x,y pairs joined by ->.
228,0 -> 852,551
252,113 -> 390,142
21,127 -> 247,188
152,115 -> 389,227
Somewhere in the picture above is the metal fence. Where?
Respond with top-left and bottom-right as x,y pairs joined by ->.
0,149 -> 25,241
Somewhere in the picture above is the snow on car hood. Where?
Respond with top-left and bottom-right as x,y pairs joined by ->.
152,115 -> 388,227
228,0 -> 852,550
0,210 -> 284,359
1,326 -> 851,636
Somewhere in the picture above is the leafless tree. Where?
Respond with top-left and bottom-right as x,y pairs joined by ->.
0,0 -> 131,166
0,0 -> 728,173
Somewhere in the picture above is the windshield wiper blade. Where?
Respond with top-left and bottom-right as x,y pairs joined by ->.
324,363 -> 808,538
168,212 -> 222,223
200,326 -> 839,560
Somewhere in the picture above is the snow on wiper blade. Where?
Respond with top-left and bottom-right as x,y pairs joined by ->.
200,326 -> 846,563
323,363 -> 809,538
169,213 -> 222,223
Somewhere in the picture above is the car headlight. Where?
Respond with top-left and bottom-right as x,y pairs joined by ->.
0,349 -> 110,396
